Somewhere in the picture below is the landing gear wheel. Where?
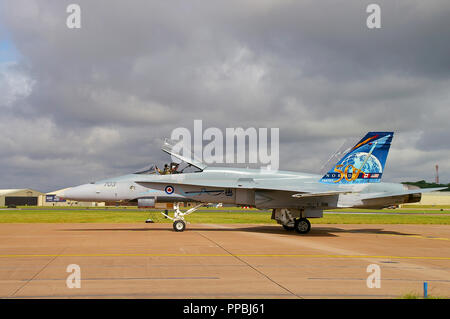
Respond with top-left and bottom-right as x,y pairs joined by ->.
294,218 -> 311,234
173,220 -> 186,232
282,225 -> 294,231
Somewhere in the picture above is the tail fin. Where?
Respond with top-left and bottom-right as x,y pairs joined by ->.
320,132 -> 393,184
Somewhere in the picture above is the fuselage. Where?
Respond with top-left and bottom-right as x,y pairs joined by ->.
62,166 -> 412,209
59,132 -> 436,234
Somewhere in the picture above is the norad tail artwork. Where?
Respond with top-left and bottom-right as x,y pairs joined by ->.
320,132 -> 393,184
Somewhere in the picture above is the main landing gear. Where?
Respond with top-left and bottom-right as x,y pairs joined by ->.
281,218 -> 311,234
272,208 -> 312,234
293,218 -> 311,234
161,203 -> 205,232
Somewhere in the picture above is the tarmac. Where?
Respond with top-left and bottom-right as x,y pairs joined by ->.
0,223 -> 449,299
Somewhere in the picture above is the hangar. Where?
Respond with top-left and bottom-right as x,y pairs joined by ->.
0,189 -> 44,207
410,191 -> 450,206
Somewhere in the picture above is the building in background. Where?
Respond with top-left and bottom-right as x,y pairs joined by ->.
0,189 -> 45,207
402,192 -> 450,206
1,188 -> 189,208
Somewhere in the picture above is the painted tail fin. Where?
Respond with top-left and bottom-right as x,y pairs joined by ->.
320,132 -> 393,184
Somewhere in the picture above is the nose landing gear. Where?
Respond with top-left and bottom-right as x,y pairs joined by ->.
173,219 -> 186,232
161,203 -> 205,232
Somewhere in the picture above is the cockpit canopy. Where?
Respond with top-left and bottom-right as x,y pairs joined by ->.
134,138 -> 207,175
161,138 -> 207,170
134,165 -> 158,175
134,162 -> 201,175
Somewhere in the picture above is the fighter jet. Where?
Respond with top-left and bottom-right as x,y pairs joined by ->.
62,132 -> 444,233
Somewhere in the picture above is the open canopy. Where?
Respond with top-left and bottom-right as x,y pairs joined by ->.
134,139 -> 207,175
134,165 -> 158,175
161,138 -> 207,171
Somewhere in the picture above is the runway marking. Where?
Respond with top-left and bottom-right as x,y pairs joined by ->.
194,231 -> 302,299
308,277 -> 450,282
0,253 -> 449,261
385,234 -> 450,241
9,247 -> 64,298
4,293 -> 397,299
21,276 -> 220,281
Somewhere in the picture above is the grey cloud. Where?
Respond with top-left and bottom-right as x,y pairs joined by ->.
0,0 -> 449,191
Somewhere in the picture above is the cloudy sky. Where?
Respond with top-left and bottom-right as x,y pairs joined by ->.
1,0 -> 449,192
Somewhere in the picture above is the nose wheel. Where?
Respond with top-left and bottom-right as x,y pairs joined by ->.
173,220 -> 186,232
161,203 -> 205,232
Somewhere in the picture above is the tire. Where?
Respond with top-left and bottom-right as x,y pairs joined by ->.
294,218 -> 311,234
282,225 -> 294,231
173,220 -> 186,232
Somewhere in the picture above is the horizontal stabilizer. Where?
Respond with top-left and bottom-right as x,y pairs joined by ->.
360,187 -> 446,200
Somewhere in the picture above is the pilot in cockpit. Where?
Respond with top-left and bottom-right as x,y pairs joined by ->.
156,164 -> 170,175
156,162 -> 180,175
170,162 -> 180,174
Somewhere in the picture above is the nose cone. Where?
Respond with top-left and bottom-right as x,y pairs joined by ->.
61,184 -> 98,201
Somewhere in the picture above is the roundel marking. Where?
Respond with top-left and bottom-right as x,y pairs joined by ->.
165,185 -> 174,194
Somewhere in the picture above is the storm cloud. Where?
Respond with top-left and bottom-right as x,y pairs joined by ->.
0,0 -> 449,191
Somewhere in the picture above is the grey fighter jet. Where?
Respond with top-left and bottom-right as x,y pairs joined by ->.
62,132 -> 444,233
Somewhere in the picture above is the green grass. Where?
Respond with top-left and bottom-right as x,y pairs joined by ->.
400,292 -> 448,299
317,214 -> 450,224
328,208 -> 450,214
0,207 -> 450,224
401,205 -> 450,209
0,210 -> 271,224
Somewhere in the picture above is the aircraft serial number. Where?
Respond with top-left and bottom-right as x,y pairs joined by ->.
104,182 -> 116,187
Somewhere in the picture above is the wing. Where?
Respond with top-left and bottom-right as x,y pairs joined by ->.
135,175 -> 348,195
136,175 -> 446,205
292,191 -> 352,198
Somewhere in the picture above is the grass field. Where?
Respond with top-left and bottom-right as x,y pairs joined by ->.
401,204 -> 450,209
401,292 -> 448,299
0,206 -> 449,224
330,208 -> 450,214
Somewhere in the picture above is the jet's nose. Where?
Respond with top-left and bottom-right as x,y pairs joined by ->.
60,184 -> 98,201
